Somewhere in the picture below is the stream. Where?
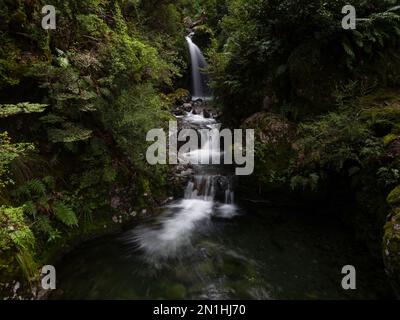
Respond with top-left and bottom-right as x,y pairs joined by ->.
50,36 -> 394,300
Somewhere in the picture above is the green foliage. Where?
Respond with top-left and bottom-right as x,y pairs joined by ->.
0,132 -> 35,190
387,185 -> 400,206
295,112 -> 380,172
0,0 -> 189,292
47,124 -> 93,144
12,178 -> 77,228
52,201 -> 78,227
0,103 -> 48,118
208,0 -> 400,122
0,205 -> 37,281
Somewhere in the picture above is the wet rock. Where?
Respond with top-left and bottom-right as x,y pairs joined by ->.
386,136 -> 400,159
203,109 -> 211,118
193,106 -> 203,115
182,103 -> 192,111
196,261 -> 216,276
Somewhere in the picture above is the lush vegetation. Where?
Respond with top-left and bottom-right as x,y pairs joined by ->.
1,0 -> 400,298
202,0 -> 400,292
0,0 -> 203,296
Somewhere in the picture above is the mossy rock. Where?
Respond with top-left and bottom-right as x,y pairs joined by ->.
192,25 -> 214,50
196,261 -> 216,276
165,284 -> 187,299
225,280 -> 253,299
383,208 -> 400,294
166,88 -> 191,105
387,186 -> 400,207
240,112 -> 296,195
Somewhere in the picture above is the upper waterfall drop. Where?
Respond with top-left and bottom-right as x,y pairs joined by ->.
185,35 -> 212,100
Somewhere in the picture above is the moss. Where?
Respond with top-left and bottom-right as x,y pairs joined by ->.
387,186 -> 400,207
359,90 -> 400,137
165,284 -> 187,299
384,133 -> 398,146
241,112 -> 296,193
166,88 -> 190,105
383,208 -> 400,294
358,89 -> 400,108
362,106 -> 400,124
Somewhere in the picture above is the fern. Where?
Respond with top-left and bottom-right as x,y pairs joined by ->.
23,201 -> 37,218
36,215 -> 61,243
39,113 -> 64,124
15,250 -> 37,283
47,123 -> 92,143
0,103 -> 48,118
52,201 -> 78,227
26,179 -> 46,197
42,176 -> 55,190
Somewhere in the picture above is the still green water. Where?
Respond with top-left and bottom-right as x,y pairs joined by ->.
51,203 -> 394,300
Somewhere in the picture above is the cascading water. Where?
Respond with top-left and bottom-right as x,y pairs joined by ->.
129,109 -> 238,262
125,35 -> 237,263
185,35 -> 212,100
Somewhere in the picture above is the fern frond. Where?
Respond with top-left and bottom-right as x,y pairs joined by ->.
26,179 -> 46,197
52,201 -> 78,227
47,123 -> 92,143
0,103 -> 48,118
23,201 -> 37,218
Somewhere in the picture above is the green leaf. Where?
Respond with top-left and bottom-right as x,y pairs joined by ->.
52,201 -> 78,227
47,123 -> 93,143
0,103 -> 48,118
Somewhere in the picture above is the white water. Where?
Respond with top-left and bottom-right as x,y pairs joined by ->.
183,110 -> 216,126
127,38 -> 236,262
185,35 -> 212,100
130,111 -> 237,262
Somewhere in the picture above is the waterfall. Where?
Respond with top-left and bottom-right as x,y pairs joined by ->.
185,35 -> 211,100
129,110 -> 237,261
127,36 -> 236,261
